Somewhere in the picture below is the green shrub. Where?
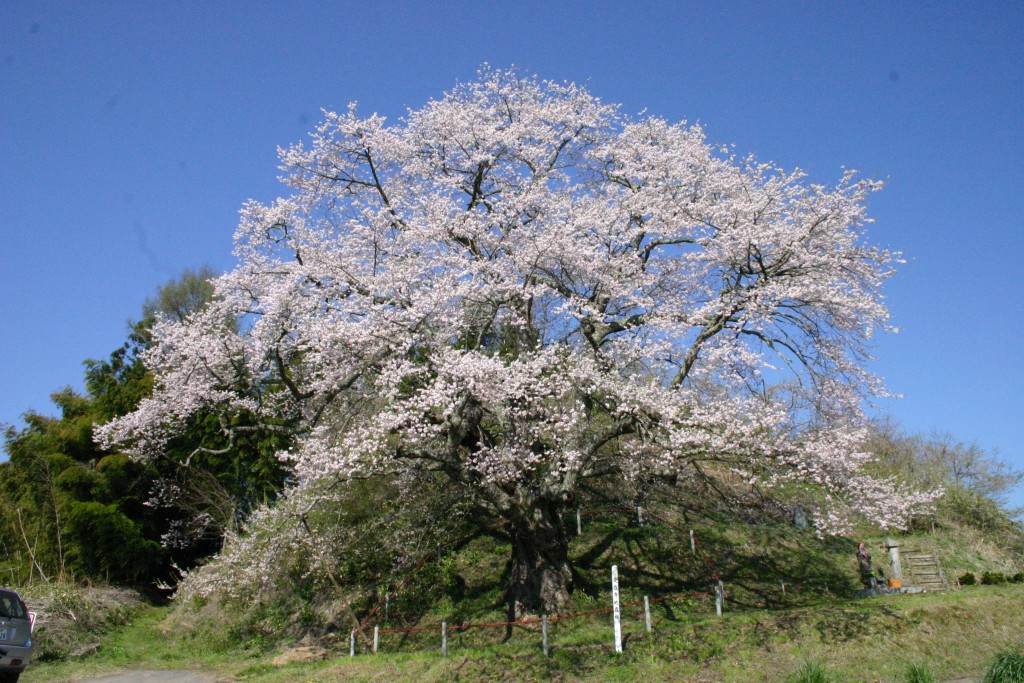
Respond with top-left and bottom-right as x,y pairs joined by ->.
789,659 -> 835,683
960,572 -> 977,585
981,571 -> 1007,585
903,662 -> 936,683
937,485 -> 1021,536
64,501 -> 163,583
982,653 -> 1024,682
1010,572 -> 1024,584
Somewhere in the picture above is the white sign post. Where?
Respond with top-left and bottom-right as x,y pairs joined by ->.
611,564 -> 622,653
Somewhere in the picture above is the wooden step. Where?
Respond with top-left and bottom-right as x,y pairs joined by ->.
901,551 -> 950,592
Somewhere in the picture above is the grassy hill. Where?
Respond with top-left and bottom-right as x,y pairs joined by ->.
20,506 -> 1024,682
20,583 -> 1024,682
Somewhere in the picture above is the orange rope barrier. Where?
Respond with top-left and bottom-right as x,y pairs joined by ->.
370,588 -> 716,635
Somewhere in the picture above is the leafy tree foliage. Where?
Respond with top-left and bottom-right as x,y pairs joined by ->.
142,267 -> 219,326
866,421 -> 1023,541
100,68 -> 936,615
1,267 -> 289,587
0,390 -> 156,584
64,501 -> 161,583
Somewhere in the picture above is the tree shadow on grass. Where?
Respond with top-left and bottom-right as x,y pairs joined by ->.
694,526 -> 859,610
569,502 -> 860,613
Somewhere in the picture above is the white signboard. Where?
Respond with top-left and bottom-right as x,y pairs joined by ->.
611,564 -> 622,653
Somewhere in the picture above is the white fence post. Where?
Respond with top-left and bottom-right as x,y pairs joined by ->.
441,621 -> 448,656
577,507 -> 582,535
715,581 -> 724,617
542,615 -> 549,656
350,629 -> 356,656
644,595 -> 652,633
689,529 -> 696,555
611,564 -> 622,653
373,625 -> 379,653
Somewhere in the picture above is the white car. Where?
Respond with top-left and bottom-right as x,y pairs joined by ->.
0,588 -> 34,683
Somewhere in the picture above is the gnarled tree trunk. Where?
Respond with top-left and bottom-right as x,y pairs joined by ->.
505,499 -> 573,619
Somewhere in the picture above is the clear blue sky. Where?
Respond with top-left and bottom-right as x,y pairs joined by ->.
2,2 -> 1022,507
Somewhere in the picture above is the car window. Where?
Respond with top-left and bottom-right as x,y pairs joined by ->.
0,590 -> 26,619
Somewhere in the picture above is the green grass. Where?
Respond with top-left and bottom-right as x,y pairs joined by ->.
983,653 -> 1024,683
787,660 -> 835,683
22,605 -> 271,682
19,511 -> 1024,682
901,661 -> 937,683
22,583 -> 1024,682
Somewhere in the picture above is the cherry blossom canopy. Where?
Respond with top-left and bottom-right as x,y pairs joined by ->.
99,68 -> 935,613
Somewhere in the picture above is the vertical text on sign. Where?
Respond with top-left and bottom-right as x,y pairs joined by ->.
611,564 -> 622,653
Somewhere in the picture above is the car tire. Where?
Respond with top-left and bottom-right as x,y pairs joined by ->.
0,672 -> 20,683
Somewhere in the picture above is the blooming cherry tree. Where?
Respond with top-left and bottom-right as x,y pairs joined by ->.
99,68 -> 934,616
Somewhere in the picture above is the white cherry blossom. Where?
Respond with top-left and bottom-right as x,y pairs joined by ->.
98,67 -> 936,615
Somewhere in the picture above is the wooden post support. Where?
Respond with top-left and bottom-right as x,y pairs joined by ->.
373,625 -> 379,654
577,507 -> 582,535
441,621 -> 448,656
542,615 -> 549,656
689,529 -> 696,555
644,595 -> 652,633
611,564 -> 623,653
350,629 -> 356,656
